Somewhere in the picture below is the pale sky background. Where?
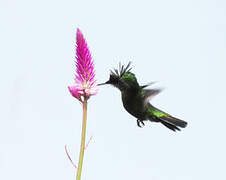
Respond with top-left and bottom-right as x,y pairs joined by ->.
1,0 -> 226,179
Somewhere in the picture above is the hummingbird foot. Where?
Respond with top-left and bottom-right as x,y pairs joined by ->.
137,119 -> 145,128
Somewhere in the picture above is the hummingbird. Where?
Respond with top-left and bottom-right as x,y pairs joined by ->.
99,62 -> 187,131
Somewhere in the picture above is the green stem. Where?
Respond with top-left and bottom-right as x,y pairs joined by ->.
76,98 -> 88,180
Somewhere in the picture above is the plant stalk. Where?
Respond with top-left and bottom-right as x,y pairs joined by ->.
76,98 -> 88,180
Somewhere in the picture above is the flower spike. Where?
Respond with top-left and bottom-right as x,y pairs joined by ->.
68,28 -> 98,101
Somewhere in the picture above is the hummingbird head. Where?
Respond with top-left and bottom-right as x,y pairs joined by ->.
98,74 -> 119,86
98,62 -> 139,91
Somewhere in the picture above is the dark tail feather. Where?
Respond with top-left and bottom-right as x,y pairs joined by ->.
161,121 -> 181,131
159,116 -> 187,132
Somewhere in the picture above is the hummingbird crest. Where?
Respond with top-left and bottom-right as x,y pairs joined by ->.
110,61 -> 132,79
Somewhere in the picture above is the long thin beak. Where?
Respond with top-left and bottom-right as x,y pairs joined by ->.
98,81 -> 110,86
98,83 -> 106,86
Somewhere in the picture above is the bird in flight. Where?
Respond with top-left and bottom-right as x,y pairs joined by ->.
99,62 -> 187,131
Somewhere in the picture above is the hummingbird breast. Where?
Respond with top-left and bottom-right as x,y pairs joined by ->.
121,90 -> 146,120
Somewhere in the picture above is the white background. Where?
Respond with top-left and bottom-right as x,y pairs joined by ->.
1,0 -> 226,179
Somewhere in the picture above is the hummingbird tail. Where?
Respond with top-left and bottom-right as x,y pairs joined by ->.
160,116 -> 187,128
158,116 -> 187,131
147,105 -> 187,131
159,116 -> 187,131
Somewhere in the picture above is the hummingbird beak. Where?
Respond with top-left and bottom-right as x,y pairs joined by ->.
97,80 -> 110,86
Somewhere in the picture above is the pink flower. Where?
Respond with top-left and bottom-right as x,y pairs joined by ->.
68,28 -> 98,101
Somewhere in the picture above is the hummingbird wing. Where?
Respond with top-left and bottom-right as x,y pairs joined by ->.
142,89 -> 162,106
140,82 -> 157,89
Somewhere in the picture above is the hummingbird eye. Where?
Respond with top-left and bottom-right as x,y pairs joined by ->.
109,75 -> 119,84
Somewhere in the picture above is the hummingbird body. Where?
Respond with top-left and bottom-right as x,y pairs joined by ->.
99,62 -> 187,131
122,89 -> 146,120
